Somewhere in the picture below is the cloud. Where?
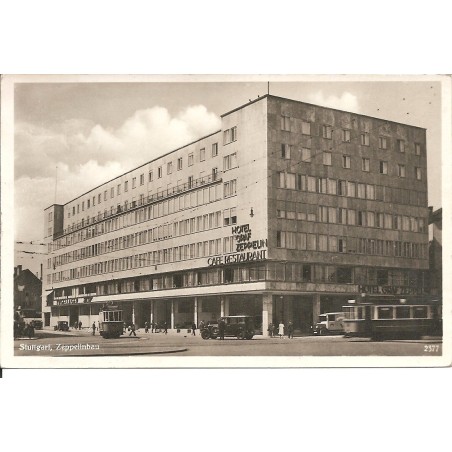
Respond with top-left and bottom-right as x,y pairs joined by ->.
306,91 -> 360,113
14,105 -> 221,241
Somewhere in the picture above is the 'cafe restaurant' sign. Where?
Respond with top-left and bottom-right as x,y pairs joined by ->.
208,224 -> 267,266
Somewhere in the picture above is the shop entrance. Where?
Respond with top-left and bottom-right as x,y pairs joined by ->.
69,306 -> 79,328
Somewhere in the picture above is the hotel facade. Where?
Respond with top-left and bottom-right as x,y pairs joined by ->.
42,95 -> 429,335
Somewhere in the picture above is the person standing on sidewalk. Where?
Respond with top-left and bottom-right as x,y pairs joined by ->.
287,321 -> 294,339
129,324 -> 137,337
163,322 -> 168,335
219,318 -> 226,340
191,322 -> 197,336
92,322 -> 96,336
145,321 -> 149,333
278,321 -> 284,339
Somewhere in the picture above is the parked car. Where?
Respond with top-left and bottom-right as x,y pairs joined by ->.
313,312 -> 345,335
201,315 -> 255,340
54,321 -> 70,331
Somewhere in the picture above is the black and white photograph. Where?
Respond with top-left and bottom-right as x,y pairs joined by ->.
1,74 -> 450,368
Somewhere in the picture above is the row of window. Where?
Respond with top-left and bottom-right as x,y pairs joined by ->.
281,115 -> 423,155
280,147 -> 423,179
276,231 -> 427,259
67,142 -> 222,219
50,262 -> 428,293
48,234 -> 239,283
276,172 -> 427,206
52,183 -> 225,251
278,206 -> 426,232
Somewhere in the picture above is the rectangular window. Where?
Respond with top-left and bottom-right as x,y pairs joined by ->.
342,155 -> 351,169
177,157 -> 183,170
367,184 -> 375,200
281,143 -> 291,159
379,161 -> 388,174
338,208 -> 347,224
167,162 -> 173,174
323,152 -> 332,166
231,126 -> 237,142
318,177 -> 327,194
98,193 -> 102,203
223,152 -> 237,171
348,209 -> 356,225
319,235 -> 328,251
224,179 -> 237,198
307,176 -> 316,192
361,133 -> 370,146
322,125 -> 333,139
124,181 -> 128,192
379,136 -> 388,150
307,234 -> 316,250
415,143 -> 421,155
338,238 -> 347,253
286,173 -> 296,189
132,177 -> 136,189
301,148 -> 311,163
362,158 -> 370,172
212,143 -> 218,157
188,153 -> 194,166
342,129 -> 351,142
357,183 -> 366,199
347,181 -> 356,197
110,187 -> 114,198
338,180 -> 346,196
415,167 -> 422,180
158,166 -> 162,178
397,164 -> 406,178
149,171 -> 153,182
398,139 -> 405,153
200,148 -> 206,161
301,121 -> 311,135
223,127 -> 237,144
281,115 -> 290,131
327,179 -> 337,195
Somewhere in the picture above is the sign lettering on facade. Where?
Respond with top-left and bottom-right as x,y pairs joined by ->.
208,223 -> 267,266
358,285 -> 425,296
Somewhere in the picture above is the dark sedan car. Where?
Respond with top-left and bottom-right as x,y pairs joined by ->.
201,315 -> 255,340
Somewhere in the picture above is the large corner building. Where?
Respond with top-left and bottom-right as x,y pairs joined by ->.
42,95 -> 429,334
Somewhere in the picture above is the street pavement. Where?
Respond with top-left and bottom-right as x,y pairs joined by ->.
13,327 -> 443,358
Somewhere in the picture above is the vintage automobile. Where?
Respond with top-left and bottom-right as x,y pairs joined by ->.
54,320 -> 70,331
313,312 -> 345,335
201,315 -> 255,340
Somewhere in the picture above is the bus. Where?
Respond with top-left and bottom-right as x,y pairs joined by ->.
342,299 -> 442,341
98,305 -> 123,338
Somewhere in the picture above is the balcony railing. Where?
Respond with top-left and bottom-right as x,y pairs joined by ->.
54,172 -> 221,240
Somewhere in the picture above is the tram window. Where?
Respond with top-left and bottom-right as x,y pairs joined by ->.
377,270 -> 388,285
343,308 -> 353,319
413,306 -> 428,318
377,307 -> 393,319
395,306 -> 411,319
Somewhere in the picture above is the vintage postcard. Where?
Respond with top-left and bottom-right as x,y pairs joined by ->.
1,74 -> 450,368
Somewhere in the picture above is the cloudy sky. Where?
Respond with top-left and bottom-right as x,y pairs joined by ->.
12,77 -> 443,274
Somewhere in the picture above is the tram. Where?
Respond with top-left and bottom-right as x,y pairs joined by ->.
98,305 -> 123,338
342,299 -> 442,341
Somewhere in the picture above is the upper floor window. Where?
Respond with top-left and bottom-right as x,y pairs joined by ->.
117,184 -> 121,195
379,136 -> 388,150
223,126 -> 237,144
124,181 -> 128,192
223,152 -> 237,171
415,167 -> 422,180
177,157 -> 183,170
188,153 -> 194,166
132,177 -> 136,189
342,129 -> 351,142
301,120 -> 311,135
149,171 -> 153,182
415,143 -> 421,155
398,139 -> 405,153
360,133 -> 370,146
323,152 -> 332,166
111,187 -> 115,198
397,164 -> 406,178
281,115 -> 290,131
87,199 -> 90,208
158,166 -> 162,178
224,179 -> 237,198
379,161 -> 388,174
301,148 -> 311,163
140,174 -> 144,185
362,158 -> 370,172
212,143 -> 218,157
167,162 -> 173,175
98,193 -> 102,202
104,190 -> 107,200
281,144 -> 292,159
224,207 -> 237,226
322,125 -> 333,139
200,148 -> 206,161
342,155 -> 351,169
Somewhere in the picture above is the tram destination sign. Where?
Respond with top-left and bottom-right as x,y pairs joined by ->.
207,223 -> 268,266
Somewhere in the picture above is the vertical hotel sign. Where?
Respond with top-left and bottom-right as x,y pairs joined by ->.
207,224 -> 267,266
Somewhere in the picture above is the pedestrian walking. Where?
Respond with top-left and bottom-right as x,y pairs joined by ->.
278,321 -> 284,338
78,320 -> 82,330
129,324 -> 137,337
219,318 -> 226,340
199,320 -> 205,332
145,321 -> 149,333
74,321 -> 78,330
92,322 -> 96,336
163,322 -> 168,335
191,322 -> 197,336
287,321 -> 294,339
